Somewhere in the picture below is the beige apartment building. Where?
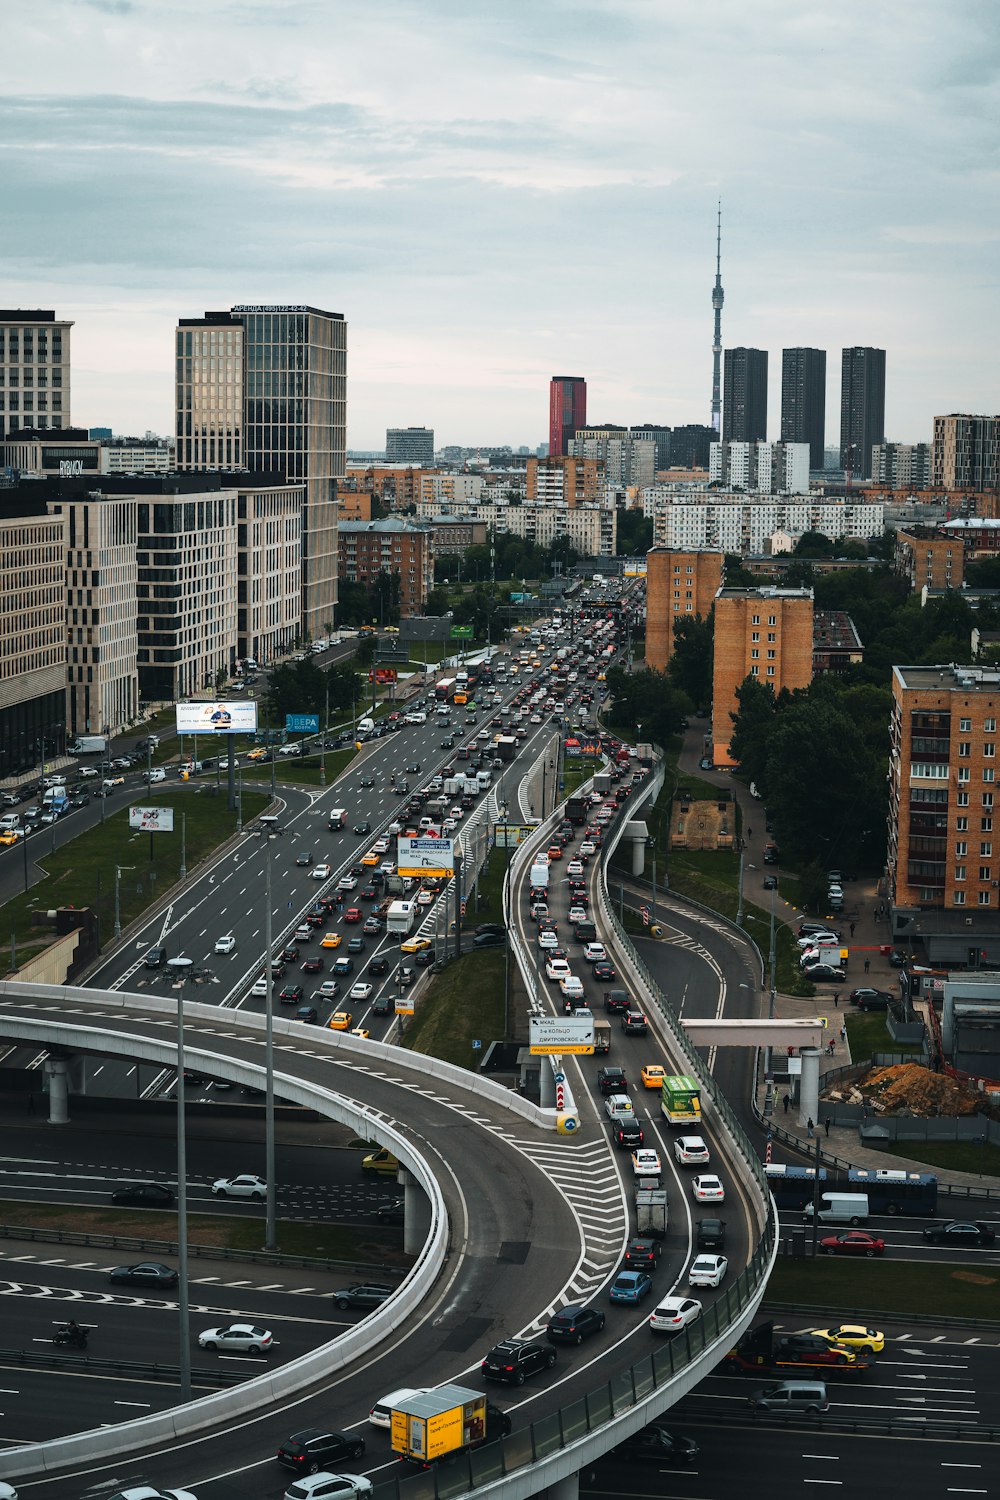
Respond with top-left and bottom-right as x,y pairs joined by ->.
238,479 -> 305,665
0,309 -> 72,441
0,491 -> 68,778
525,456 -> 603,506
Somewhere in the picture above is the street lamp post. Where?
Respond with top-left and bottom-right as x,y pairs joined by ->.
114,864 -> 135,940
166,955 -> 194,1404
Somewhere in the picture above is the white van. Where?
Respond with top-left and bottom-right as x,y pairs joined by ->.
357,717 -> 375,735
404,711 -> 427,725
802,1192 -> 869,1226
0,813 -> 21,834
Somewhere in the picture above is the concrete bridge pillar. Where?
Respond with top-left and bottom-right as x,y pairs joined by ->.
399,1167 -> 432,1257
547,1473 -> 580,1500
539,1060 -> 557,1109
44,1057 -> 70,1125
797,1048 -> 821,1134
629,833 -> 646,876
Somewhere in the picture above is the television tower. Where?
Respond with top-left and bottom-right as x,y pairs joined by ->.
710,201 -> 724,434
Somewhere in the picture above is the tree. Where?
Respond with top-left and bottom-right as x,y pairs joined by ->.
616,509 -> 653,555
335,581 -> 370,627
794,530 -> 835,558
424,587 -> 451,617
604,666 -> 692,746
726,676 -> 776,792
667,612 -> 713,708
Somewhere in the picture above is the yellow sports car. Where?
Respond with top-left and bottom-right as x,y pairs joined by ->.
351,1027 -> 370,1039
327,1010 -> 353,1031
245,747 -> 268,761
320,932 -> 342,949
641,1065 -> 666,1089
400,936 -> 432,954
809,1324 -> 885,1355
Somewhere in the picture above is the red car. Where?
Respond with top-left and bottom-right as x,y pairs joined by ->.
343,907 -> 362,924
820,1231 -> 885,1258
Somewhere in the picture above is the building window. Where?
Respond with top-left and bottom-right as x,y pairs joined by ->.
959,742 -> 970,757
956,817 -> 969,831
958,767 -> 971,784
960,717 -> 971,732
955,865 -> 966,880
986,718 -> 997,733
986,743 -> 996,758
983,843 -> 993,856
986,769 -> 996,783
953,890 -> 966,905
986,794 -> 995,809
980,865 -> 992,880
979,890 -> 992,905
956,841 -> 968,857
766,666 -> 775,677
751,615 -> 760,625
983,818 -> 993,832
958,791 -> 970,806
750,648 -> 759,659
751,631 -> 759,641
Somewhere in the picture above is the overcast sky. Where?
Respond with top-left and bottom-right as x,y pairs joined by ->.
4,0 -> 997,450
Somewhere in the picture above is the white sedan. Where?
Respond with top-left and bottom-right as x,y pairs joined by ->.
212,1175 -> 266,1200
77,765 -> 99,778
674,1135 -> 710,1167
198,1322 -> 273,1353
582,943 -> 607,964
312,864 -> 332,880
337,875 -> 358,891
545,958 -> 571,982
560,975 -> 585,1001
349,983 -> 373,1001
692,1174 -> 725,1203
538,930 -> 559,950
283,1478 -> 373,1500
214,934 -> 236,955
688,1253 -> 729,1288
631,1148 -> 662,1177
566,861 -> 584,877
648,1296 -> 702,1334
567,906 -> 588,924
250,976 -> 268,997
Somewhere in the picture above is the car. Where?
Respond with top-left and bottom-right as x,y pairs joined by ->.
619,1424 -> 699,1464
796,931 -> 841,949
279,983 -> 304,1005
301,956 -> 324,974
361,1148 -> 398,1176
111,1181 -> 176,1208
312,864 -> 332,879
631,1148 -> 662,1177
369,956 -> 389,977
295,851 -> 313,866
922,1219 -> 996,1247
349,983 -> 373,1002
696,1217 -> 727,1251
762,874 -> 778,890
212,1175 -> 266,1200
281,1476 -> 373,1500
108,1261 -> 179,1287
328,1010 -> 353,1031
198,1322 -> 273,1353
346,936 -> 366,954
688,1253 -> 729,1287
331,956 -> 354,976
592,960 -> 617,981
819,1230 -> 885,1257
623,1237 -> 660,1268
809,1324 -> 885,1354
622,1010 -> 648,1035
277,1428 -> 366,1471
353,821 -> 372,835
566,860 -> 584,877
538,930 -> 559,950
214,934 -> 236,955
414,947 -> 436,967
321,932 -> 342,948
639,1064 -> 666,1090
295,1005 -> 319,1024
368,1385 -> 429,1428
849,987 -> 894,1011
250,975 -> 269,997
473,931 -> 507,949
481,1338 -> 557,1384
648,1296 -> 702,1333
98,1489 -> 197,1500
774,1333 -> 858,1366
400,935 -> 432,954
546,1303 -> 606,1344
804,963 -> 847,982
281,944 -> 301,963
692,1174 -> 724,1202
582,942 -> 607,964
674,1135 -> 710,1166
597,1066 -> 628,1095
560,975 -> 585,1001
332,1282 -> 394,1310
610,1270 -> 653,1304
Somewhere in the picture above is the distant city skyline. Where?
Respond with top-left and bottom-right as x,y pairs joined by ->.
3,1 -> 996,449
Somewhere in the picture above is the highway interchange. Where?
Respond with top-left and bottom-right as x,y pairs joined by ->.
0,600 -> 998,1499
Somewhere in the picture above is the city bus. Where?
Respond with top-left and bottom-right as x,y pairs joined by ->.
765,1163 -> 828,1209
847,1168 -> 937,1216
660,1074 -> 702,1126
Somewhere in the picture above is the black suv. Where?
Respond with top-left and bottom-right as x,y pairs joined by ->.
111,1182 -> 175,1208
621,1425 -> 699,1464
597,1066 -> 628,1095
277,1427 -> 366,1471
622,1010 -> 648,1035
603,989 -> 631,1014
623,1237 -> 660,1268
332,1282 -> 394,1310
612,1119 -> 644,1149
481,1338 -> 557,1385
546,1303 -> 606,1345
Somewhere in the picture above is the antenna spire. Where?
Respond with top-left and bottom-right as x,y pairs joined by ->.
711,200 -> 724,434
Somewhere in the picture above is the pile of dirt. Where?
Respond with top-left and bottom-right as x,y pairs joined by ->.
826,1061 -> 981,1117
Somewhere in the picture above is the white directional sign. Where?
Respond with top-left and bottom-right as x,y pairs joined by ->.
529,1014 -> 595,1055
397,835 -> 454,878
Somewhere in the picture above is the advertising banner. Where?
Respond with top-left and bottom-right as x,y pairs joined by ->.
396,835 -> 455,878
449,625 -> 474,639
494,824 -> 535,847
529,1015 -> 596,1055
129,805 -> 175,833
285,713 -> 320,732
176,701 -> 258,736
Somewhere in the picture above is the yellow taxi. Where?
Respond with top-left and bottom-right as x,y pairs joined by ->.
641,1064 -> 667,1089
327,1010 -> 353,1031
361,850 -> 380,867
809,1324 -> 885,1355
400,935 -> 433,954
351,1027 -> 370,1040
245,747 -> 268,761
320,932 -> 342,949
0,831 -> 21,847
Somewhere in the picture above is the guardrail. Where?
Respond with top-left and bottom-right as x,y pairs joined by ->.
370,1223 -> 776,1500
680,1404 -> 1000,1441
0,1344 -> 247,1387
0,1221 -> 404,1275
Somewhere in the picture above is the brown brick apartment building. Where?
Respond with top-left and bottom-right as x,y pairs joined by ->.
889,664 -> 1000,920
337,518 -> 432,617
894,529 -> 965,592
712,586 -> 814,765
526,455 -> 602,506
645,547 -> 724,672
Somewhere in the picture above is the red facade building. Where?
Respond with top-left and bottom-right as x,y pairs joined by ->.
549,375 -> 587,458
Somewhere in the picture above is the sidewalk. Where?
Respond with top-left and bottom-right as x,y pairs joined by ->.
673,724 -> 1000,1193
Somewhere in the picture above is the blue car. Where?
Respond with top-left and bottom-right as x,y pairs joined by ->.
610,1271 -> 653,1305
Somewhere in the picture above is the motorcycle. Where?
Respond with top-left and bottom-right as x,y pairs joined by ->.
53,1324 -> 89,1349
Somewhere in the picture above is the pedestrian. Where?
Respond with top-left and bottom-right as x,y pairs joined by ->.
782,1093 -> 790,1114
840,1022 -> 847,1044
747,826 -> 752,839
833,991 -> 840,1008
849,921 -> 856,938
873,906 -> 879,921
807,1117 -> 815,1139
26,1093 -> 35,1115
827,1037 -> 836,1056
824,1118 -> 831,1138
864,956 -> 870,974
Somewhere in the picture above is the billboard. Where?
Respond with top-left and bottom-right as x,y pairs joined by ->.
529,1015 -> 596,1055
176,701 -> 258,736
397,835 -> 455,879
129,805 -> 175,833
286,713 -> 320,732
449,624 -> 474,639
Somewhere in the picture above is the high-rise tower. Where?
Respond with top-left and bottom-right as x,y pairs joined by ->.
781,348 -> 827,469
548,376 -> 587,458
711,204 -> 724,434
840,346 -> 886,481
722,347 -> 768,443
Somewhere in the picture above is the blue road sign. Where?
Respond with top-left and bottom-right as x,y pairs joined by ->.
286,713 -> 320,733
